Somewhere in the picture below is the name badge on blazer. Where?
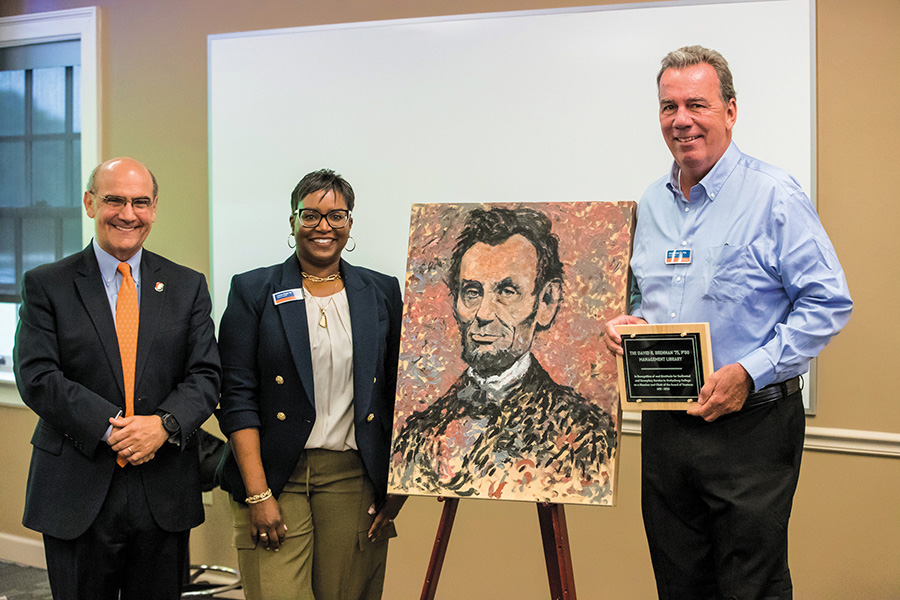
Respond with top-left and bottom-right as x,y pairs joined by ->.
272,288 -> 305,306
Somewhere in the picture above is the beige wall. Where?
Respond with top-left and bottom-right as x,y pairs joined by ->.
1,0 -> 898,597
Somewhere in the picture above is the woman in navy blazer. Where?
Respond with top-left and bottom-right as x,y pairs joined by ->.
216,169 -> 404,600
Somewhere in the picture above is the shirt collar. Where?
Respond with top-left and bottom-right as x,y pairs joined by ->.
666,141 -> 741,203
92,238 -> 142,287
468,352 -> 532,400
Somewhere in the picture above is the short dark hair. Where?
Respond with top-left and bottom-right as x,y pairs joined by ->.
447,207 -> 564,303
657,45 -> 736,105
290,168 -> 355,213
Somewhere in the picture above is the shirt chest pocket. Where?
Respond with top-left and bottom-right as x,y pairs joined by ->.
701,245 -> 752,302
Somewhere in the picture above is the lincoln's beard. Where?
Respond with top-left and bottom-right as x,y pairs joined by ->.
458,314 -> 536,378
461,344 -> 520,378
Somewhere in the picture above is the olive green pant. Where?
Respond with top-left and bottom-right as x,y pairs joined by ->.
231,449 -> 390,600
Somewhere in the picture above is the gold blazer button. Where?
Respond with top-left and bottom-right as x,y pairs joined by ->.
366,413 -> 375,423
275,376 -> 284,385
276,412 -> 287,421
373,376 -> 377,384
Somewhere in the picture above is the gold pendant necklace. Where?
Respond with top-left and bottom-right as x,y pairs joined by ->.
305,285 -> 335,328
302,271 -> 341,283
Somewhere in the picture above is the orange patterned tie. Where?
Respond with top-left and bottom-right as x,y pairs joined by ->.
116,262 -> 139,467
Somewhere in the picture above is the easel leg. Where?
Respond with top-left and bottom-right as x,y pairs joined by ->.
420,497 -> 459,600
537,503 -> 577,600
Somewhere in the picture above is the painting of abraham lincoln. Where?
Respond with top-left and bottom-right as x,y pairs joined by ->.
389,202 -> 634,506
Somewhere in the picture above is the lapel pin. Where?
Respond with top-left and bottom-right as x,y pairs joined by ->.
155,282 -> 165,292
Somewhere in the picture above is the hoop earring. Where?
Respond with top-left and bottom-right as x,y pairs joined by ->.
345,236 -> 356,252
287,233 -> 296,249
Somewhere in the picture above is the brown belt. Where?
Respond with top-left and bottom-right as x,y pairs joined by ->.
744,376 -> 802,407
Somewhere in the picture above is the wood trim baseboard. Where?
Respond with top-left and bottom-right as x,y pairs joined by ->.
0,532 -> 46,569
803,426 -> 900,458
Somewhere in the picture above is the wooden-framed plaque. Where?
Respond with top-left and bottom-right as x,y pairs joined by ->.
616,323 -> 713,411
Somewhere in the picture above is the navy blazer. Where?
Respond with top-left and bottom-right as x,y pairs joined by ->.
215,255 -> 402,506
13,245 -> 221,540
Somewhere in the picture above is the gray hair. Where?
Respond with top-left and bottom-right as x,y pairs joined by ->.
657,45 -> 736,104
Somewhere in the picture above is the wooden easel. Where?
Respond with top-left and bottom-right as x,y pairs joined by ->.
419,497 -> 577,600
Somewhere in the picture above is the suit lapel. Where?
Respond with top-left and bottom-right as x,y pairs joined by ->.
135,252 -> 164,395
278,256 -> 316,407
73,245 -> 126,403
343,261 -> 377,423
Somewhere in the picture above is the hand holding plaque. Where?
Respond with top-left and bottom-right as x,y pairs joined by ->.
615,322 -> 713,410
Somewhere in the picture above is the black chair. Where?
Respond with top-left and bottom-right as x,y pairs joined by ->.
181,430 -> 242,598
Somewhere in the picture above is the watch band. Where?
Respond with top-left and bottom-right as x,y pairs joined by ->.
155,410 -> 181,445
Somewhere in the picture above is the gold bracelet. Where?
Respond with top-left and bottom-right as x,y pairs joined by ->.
245,488 -> 273,504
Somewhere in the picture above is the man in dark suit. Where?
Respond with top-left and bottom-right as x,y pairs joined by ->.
391,207 -> 616,504
13,157 -> 221,600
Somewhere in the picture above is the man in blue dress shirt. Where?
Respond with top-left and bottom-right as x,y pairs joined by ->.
604,46 -> 852,599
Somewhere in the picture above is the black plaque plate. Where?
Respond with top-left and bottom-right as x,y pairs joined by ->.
615,323 -> 713,410
622,333 -> 704,401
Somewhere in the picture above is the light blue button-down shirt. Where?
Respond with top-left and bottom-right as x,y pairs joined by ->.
92,238 -> 142,318
630,142 -> 852,390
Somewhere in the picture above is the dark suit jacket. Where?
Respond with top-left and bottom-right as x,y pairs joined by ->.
215,255 -> 402,506
13,245 -> 221,540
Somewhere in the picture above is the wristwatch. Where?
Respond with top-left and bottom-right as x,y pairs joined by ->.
155,410 -> 181,446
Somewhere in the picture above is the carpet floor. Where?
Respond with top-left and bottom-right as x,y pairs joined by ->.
0,561 -> 244,599
0,561 -> 52,600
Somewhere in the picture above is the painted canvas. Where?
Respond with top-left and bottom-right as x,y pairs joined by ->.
389,202 -> 635,505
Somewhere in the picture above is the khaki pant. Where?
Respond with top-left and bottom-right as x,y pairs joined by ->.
231,449 -> 391,600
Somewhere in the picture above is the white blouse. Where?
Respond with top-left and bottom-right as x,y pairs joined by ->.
303,288 -> 357,451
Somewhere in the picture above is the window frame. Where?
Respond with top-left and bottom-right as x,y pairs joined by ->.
0,7 -> 98,389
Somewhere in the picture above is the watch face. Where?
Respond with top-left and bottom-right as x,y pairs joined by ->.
160,413 -> 178,433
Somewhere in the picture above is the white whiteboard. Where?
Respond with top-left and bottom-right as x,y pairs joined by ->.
208,0 -> 814,322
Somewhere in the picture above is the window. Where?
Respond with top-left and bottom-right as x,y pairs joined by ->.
0,7 -> 98,389
1,40 -> 83,304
